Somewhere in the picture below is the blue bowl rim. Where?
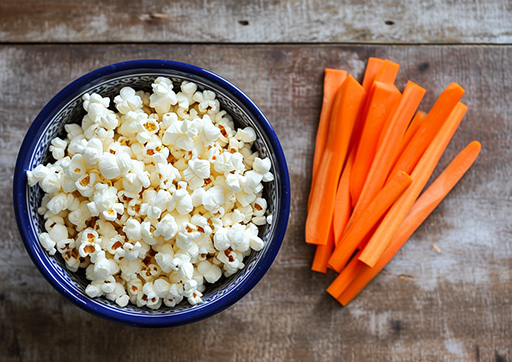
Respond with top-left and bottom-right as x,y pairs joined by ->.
13,59 -> 291,327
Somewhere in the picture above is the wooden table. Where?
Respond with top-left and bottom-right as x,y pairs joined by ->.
1,2 -> 511,361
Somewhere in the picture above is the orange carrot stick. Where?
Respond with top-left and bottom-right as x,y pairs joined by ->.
311,227 -> 335,273
387,83 -> 465,180
333,152 -> 354,245
326,249 -> 364,298
311,69 -> 348,180
358,102 -> 468,267
350,60 -> 400,155
373,59 -> 400,85
306,76 -> 366,245
351,81 -> 426,221
349,81 -> 402,206
334,140 -> 481,304
328,171 -> 413,272
362,58 -> 385,93
392,111 -> 427,166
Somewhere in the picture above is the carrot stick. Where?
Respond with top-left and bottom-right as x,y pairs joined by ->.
333,152 -> 354,245
328,171 -> 413,272
351,81 -> 426,222
349,81 -> 402,206
373,59 -> 400,85
387,83 -> 465,180
350,60 -> 400,156
306,76 -> 366,245
358,102 -> 468,267
311,69 -> 348,180
311,226 -> 335,273
392,111 -> 427,164
334,140 -> 481,304
362,58 -> 385,93
326,249 -> 364,298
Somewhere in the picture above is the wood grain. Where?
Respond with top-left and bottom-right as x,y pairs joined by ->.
1,44 -> 511,361
1,0 -> 511,44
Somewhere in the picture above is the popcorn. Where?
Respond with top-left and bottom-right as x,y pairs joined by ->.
183,158 -> 210,189
236,127 -> 257,143
67,200 -> 92,230
27,164 -> 51,187
142,282 -> 162,309
162,120 -> 197,151
75,173 -> 97,197
163,283 -> 184,307
116,151 -> 132,175
85,281 -> 104,298
98,153 -> 121,179
65,123 -> 83,140
202,186 -> 224,213
169,182 -> 194,215
140,263 -> 161,281
176,81 -> 197,109
82,93 -> 110,117
87,184 -> 118,217
28,78 -> 274,309
114,87 -> 143,114
246,223 -> 265,251
193,90 -> 219,114
252,216 -> 267,226
150,77 -> 178,114
39,233 -> 57,255
116,294 -> 130,307
62,248 -> 80,272
178,259 -> 194,280
154,214 -> 178,240
213,227 -> 230,251
225,173 -> 242,193
49,137 -> 68,160
94,257 -> 114,280
39,172 -> 62,194
120,260 -> 143,281
155,246 -> 175,273
49,222 -> 69,241
197,260 -> 222,284
126,276 -> 143,297
46,192 -> 74,215
103,202 -> 124,221
123,218 -> 142,242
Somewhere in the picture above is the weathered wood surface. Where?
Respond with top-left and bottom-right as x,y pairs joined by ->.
1,0 -> 512,44
1,44 -> 511,361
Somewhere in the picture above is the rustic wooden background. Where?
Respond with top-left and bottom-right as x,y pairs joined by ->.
1,1 -> 511,361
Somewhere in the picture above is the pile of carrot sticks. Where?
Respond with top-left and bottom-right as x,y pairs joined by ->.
306,58 -> 481,306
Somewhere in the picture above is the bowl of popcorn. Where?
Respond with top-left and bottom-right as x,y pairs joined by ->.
13,59 -> 290,327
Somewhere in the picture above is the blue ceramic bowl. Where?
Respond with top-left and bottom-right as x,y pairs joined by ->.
13,59 -> 290,327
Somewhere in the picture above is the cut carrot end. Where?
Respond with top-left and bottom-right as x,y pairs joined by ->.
311,228 -> 335,273
374,59 -> 400,85
362,58 -> 385,92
